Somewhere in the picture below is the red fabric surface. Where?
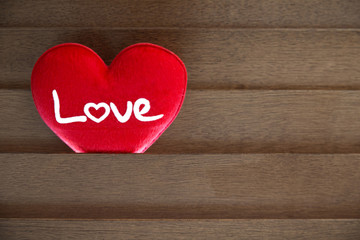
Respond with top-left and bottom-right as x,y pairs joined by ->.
31,43 -> 187,153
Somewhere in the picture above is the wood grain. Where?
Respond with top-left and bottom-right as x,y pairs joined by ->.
1,0 -> 359,237
1,29 -> 360,89
1,0 -> 359,28
1,90 -> 360,153
0,154 -> 359,219
1,219 -> 359,240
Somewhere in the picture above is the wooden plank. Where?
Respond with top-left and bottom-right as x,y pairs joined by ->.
0,154 -> 359,219
1,219 -> 359,240
1,90 -> 360,153
1,29 -> 360,89
1,0 -> 359,28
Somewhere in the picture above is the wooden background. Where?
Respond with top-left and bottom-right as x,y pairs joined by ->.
1,0 -> 360,239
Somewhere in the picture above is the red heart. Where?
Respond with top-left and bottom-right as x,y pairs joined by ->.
31,43 -> 187,153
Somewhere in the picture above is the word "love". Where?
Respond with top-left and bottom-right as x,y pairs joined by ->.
52,90 -> 164,124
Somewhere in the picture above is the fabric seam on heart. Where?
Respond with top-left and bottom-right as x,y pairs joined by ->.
115,43 -> 188,152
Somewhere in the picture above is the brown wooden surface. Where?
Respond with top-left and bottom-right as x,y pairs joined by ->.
1,0 -> 360,28
1,154 -> 360,219
1,90 -> 360,153
1,219 -> 360,240
1,29 -> 360,89
1,0 -> 360,238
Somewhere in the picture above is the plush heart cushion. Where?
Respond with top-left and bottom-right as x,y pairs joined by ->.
31,43 -> 187,153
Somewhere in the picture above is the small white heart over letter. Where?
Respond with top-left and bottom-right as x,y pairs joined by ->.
84,102 -> 110,123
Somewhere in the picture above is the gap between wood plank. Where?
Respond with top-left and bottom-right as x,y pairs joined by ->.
1,27 -> 360,30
